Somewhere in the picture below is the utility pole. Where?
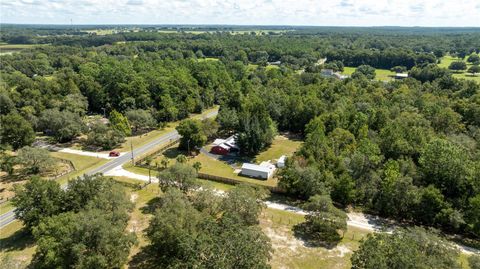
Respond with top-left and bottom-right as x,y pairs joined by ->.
130,140 -> 134,165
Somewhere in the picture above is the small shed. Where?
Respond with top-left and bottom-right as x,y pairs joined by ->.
395,73 -> 408,79
241,162 -> 275,179
277,155 -> 287,168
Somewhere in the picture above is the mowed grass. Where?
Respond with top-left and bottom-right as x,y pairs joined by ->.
125,134 -> 301,188
255,135 -> 302,163
0,44 -> 47,55
115,106 -> 218,153
0,221 -> 36,269
438,54 -> 480,83
261,208 -> 370,269
343,66 -> 396,81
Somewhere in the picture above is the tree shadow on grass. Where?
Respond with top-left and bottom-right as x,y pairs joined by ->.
129,246 -> 162,269
292,222 -> 341,250
162,147 -> 185,159
0,227 -> 35,252
139,197 -> 162,215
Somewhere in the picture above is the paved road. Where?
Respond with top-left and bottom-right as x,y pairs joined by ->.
0,110 -> 218,229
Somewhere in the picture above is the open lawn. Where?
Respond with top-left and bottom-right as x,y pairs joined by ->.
438,54 -> 480,83
0,221 -> 36,269
343,66 -> 396,81
0,44 -> 47,55
255,135 -> 302,163
126,134 -> 302,188
261,208 -> 370,269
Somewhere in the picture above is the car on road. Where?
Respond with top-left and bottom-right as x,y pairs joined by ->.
109,151 -> 120,157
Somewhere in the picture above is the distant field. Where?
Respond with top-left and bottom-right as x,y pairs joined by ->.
439,54 -> 480,83
156,29 -> 290,35
0,44 -> 40,55
343,66 -> 396,81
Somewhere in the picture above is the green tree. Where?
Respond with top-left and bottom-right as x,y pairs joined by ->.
467,54 -> 480,63
469,255 -> 480,269
125,109 -> 156,133
192,161 -> 202,172
109,110 -> 131,136
351,227 -> 461,269
32,208 -> 135,269
448,61 -> 467,72
352,65 -> 376,79
221,185 -> 268,226
0,151 -> 16,175
237,102 -> 276,155
38,109 -> 85,142
176,119 -> 207,152
468,65 -> 480,76
294,194 -> 347,245
0,113 -> 35,150
157,162 -> 197,193
216,107 -> 239,134
144,187 -> 271,268
419,139 -> 472,202
390,66 -> 407,73
465,194 -> 480,237
86,120 -> 125,150
17,146 -> 56,174
11,177 -> 64,231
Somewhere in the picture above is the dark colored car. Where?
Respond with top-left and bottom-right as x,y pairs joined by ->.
109,151 -> 120,157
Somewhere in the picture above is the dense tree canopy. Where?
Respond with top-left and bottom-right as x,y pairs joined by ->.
351,227 -> 461,269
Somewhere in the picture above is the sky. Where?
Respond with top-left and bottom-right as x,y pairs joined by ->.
1,0 -> 480,27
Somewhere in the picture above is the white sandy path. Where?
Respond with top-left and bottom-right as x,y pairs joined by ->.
59,148 -> 127,159
105,165 -> 479,255
104,165 -> 157,181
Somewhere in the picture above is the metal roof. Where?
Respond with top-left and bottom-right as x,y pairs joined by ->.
241,163 -> 271,173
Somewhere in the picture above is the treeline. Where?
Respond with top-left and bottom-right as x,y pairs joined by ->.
0,43 -> 235,149
2,27 -> 479,70
216,65 -> 480,239
12,175 -> 136,268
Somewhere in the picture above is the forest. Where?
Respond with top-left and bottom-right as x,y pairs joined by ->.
1,26 -> 480,268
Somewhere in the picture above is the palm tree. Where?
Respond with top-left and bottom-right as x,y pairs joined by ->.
192,162 -> 202,173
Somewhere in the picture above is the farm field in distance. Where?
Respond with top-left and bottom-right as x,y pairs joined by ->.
1,21 -> 479,269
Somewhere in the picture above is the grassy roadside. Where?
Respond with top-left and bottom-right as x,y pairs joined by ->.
115,106 -> 218,153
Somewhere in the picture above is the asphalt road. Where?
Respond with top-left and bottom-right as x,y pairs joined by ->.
0,110 -> 218,229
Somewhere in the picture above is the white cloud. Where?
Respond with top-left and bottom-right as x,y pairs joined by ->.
1,0 -> 479,26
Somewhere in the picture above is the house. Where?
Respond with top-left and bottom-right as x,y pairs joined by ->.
277,155 -> 287,168
321,69 -> 335,76
241,162 -> 276,179
321,69 -> 349,80
210,135 -> 239,155
394,73 -> 409,79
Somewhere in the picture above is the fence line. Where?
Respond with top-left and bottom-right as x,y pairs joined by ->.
134,139 -> 180,166
197,172 -> 286,194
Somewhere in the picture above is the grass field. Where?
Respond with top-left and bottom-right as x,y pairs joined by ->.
261,208 -> 370,269
255,135 -> 302,163
125,134 -> 301,188
343,66 -> 396,81
0,44 -> 42,55
438,54 -> 480,83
